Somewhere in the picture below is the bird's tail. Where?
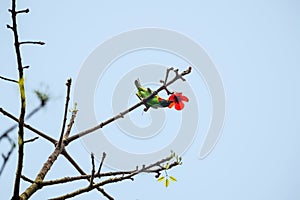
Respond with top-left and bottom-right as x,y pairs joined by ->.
134,79 -> 141,89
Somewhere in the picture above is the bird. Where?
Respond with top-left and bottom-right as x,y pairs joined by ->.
134,79 -> 189,111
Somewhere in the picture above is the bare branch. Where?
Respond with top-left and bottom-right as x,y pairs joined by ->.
42,175 -> 88,186
63,104 -> 77,139
90,153 -> 95,187
0,107 -> 56,144
61,150 -> 109,197
6,24 -> 13,30
160,67 -> 175,95
49,155 -> 176,200
61,150 -> 86,175
0,75 -> 18,83
97,152 -> 106,175
19,41 -> 45,45
20,175 -> 34,184
20,145 -> 65,199
43,159 -> 185,188
39,170 -> 135,187
0,98 -> 47,141
15,8 -> 30,14
23,136 -> 39,144
57,78 -> 72,147
41,169 -> 137,187
98,189 -> 114,200
49,186 -> 114,200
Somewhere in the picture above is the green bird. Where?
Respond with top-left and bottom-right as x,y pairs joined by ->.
135,79 -> 170,109
134,79 -> 189,110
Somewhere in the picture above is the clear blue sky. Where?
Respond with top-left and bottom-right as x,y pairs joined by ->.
0,0 -> 299,199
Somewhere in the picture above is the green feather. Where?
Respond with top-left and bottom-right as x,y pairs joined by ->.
135,79 -> 170,109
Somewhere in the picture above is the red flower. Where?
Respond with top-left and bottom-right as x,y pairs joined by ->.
168,93 -> 189,110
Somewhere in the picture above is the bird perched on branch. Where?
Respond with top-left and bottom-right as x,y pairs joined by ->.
134,79 -> 189,111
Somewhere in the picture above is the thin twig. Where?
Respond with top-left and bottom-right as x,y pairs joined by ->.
41,168 -> 139,186
63,104 -> 77,139
90,153 -> 95,187
97,152 -> 106,175
40,170 -> 135,186
20,175 -> 34,184
6,24 -> 13,30
19,41 -> 45,45
0,102 -> 45,141
23,137 -> 39,144
0,75 -> 18,83
40,160 -> 179,187
0,107 -> 56,144
61,150 -> 110,196
57,78 -> 71,147
49,155 -> 176,200
61,150 -> 86,175
161,67 -> 174,95
15,8 -> 30,14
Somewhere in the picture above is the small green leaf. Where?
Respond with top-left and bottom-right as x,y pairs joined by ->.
169,176 -> 177,182
165,178 -> 169,188
176,156 -> 183,164
157,176 -> 165,182
170,150 -> 175,158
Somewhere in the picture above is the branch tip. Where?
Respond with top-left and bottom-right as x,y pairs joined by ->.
6,24 -> 13,29
19,41 -> 45,46
90,153 -> 95,187
16,8 -> 30,14
97,152 -> 107,175
58,78 -> 72,147
66,78 -> 72,86
23,136 -> 39,144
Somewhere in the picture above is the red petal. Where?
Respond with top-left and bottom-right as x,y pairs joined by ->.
168,94 -> 175,101
180,95 -> 189,102
175,101 -> 184,110
168,102 -> 175,108
174,93 -> 181,97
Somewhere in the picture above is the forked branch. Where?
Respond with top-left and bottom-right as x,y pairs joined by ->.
66,66 -> 192,144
